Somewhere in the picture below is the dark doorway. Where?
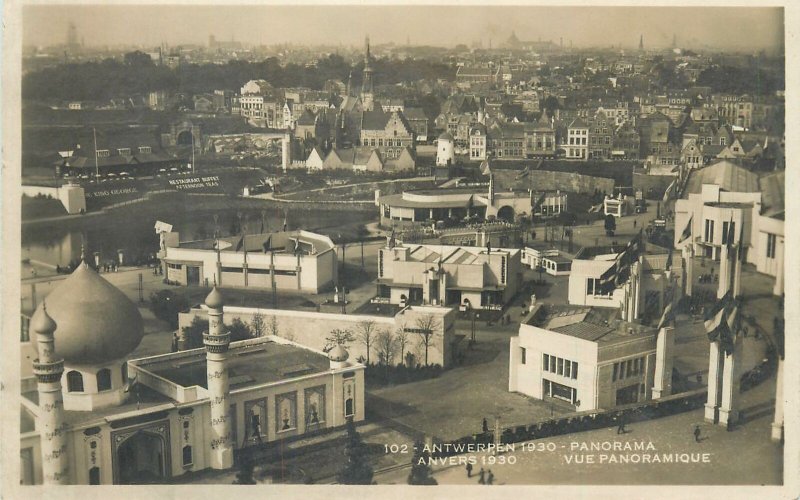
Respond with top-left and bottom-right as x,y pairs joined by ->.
497,206 -> 515,222
187,266 -> 200,286
176,130 -> 193,146
117,431 -> 167,484
89,466 -> 100,485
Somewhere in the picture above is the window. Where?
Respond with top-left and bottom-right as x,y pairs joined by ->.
543,354 -> 550,371
521,347 -> 527,365
564,359 -> 571,378
766,233 -> 777,259
704,219 -> 715,243
117,148 -> 131,156
67,370 -> 84,392
138,146 -> 152,154
121,363 -> 128,383
613,363 -> 619,381
572,361 -> 578,380
182,445 -> 193,466
96,368 -> 112,392
96,150 -> 110,158
557,358 -> 564,376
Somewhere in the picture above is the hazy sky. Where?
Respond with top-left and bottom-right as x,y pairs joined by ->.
23,5 -> 784,52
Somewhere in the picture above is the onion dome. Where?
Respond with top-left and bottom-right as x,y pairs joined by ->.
31,302 -> 57,334
438,131 -> 454,142
34,263 -> 143,365
205,286 -> 225,309
328,345 -> 350,363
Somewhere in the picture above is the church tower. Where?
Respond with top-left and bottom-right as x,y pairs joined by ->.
32,303 -> 69,484
361,36 -> 374,111
203,287 -> 234,469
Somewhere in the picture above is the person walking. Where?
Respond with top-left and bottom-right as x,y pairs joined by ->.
487,470 -> 494,485
616,415 -> 626,434
694,425 -> 702,443
466,462 -> 473,478
633,219 -> 637,229
478,468 -> 485,484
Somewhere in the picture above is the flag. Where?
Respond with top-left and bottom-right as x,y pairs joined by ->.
657,302 -> 674,329
678,215 -> 693,245
704,305 -> 727,342
725,216 -> 735,248
662,179 -> 676,202
665,246 -> 673,271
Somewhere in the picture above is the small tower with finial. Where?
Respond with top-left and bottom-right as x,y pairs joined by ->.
361,35 -> 375,111
32,302 -> 70,484
203,286 -> 233,469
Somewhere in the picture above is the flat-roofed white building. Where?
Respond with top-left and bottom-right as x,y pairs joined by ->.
377,241 -> 522,310
673,160 -> 784,295
160,229 -> 337,293
509,304 -> 675,411
568,240 -> 682,323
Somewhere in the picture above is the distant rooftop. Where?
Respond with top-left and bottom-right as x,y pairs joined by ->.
146,340 -> 332,389
525,304 -> 656,344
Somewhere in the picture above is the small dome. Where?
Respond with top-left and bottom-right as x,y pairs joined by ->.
329,345 -> 349,362
31,302 -> 57,334
34,263 -> 143,365
205,286 -> 225,309
438,131 -> 454,142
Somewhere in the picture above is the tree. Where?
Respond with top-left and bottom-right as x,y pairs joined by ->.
228,318 -> 253,342
604,214 -> 617,236
395,324 -> 410,366
124,50 -> 155,67
336,417 -> 374,485
414,314 -> 440,366
323,328 -> 356,353
407,439 -> 437,485
356,320 -> 377,365
181,316 -> 208,350
233,449 -> 257,484
542,95 -> 561,117
149,290 -> 189,329
375,329 -> 396,366
268,316 -> 279,336
250,312 -> 266,337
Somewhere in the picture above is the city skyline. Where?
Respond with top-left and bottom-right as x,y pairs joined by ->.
24,5 -> 784,54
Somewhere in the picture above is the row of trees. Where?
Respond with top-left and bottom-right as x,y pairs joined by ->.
23,52 -> 455,103
323,316 -> 440,367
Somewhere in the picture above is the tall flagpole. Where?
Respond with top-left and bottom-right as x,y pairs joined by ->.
93,127 -> 99,178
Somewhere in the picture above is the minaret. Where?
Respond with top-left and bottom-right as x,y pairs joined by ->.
361,36 -> 374,111
32,303 -> 69,484
282,128 -> 292,172
203,287 -> 233,469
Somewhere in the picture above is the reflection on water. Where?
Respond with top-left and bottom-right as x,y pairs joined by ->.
22,207 -> 373,267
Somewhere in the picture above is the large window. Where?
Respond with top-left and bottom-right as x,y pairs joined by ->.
542,353 -> 578,379
67,370 -> 84,392
704,219 -> 715,243
96,368 -> 112,392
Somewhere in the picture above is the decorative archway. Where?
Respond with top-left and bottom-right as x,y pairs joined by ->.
112,423 -> 171,484
497,205 -> 515,223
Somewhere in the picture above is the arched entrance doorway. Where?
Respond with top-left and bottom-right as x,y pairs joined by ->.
176,130 -> 193,146
497,205 -> 515,223
117,431 -> 167,484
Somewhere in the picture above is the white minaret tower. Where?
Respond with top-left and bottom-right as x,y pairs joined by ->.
203,287 -> 233,469
281,129 -> 292,172
32,302 -> 69,484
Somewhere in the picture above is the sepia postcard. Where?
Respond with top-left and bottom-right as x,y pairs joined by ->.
2,1 -> 797,498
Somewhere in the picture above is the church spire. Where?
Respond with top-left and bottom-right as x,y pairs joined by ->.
361,34 -> 374,111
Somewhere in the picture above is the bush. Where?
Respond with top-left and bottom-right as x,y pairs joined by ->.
149,290 -> 189,329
